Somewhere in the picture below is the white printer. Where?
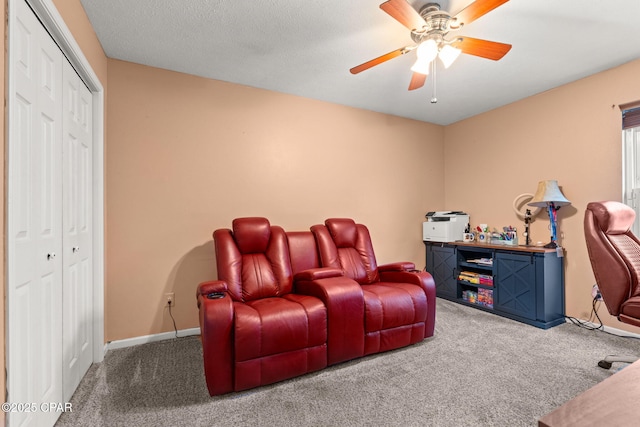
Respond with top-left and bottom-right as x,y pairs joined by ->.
423,211 -> 470,242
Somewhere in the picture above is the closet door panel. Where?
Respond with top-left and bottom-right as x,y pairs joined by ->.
8,1 -> 64,426
62,59 -> 93,401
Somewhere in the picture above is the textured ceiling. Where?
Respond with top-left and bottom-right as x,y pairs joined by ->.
79,0 -> 640,125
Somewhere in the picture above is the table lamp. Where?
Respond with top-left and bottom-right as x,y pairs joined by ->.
527,180 -> 571,248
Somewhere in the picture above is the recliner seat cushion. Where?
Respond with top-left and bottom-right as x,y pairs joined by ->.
362,282 -> 427,354
362,283 -> 428,332
234,295 -> 327,361
232,294 -> 327,391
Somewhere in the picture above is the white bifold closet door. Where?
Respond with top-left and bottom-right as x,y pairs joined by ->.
8,1 -> 93,426
61,52 -> 94,404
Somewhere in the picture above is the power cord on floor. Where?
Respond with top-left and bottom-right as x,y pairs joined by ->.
566,295 -> 640,341
168,300 -> 178,338
565,296 -> 604,331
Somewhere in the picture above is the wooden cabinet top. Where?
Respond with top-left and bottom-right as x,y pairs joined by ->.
425,241 -> 559,254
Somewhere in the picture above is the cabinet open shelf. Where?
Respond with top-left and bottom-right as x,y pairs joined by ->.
459,261 -> 493,271
458,280 -> 493,288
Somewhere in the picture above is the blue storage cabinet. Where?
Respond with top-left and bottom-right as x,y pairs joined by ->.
425,242 -> 565,329
425,243 -> 457,299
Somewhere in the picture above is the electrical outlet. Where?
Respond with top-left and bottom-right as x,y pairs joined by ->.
591,284 -> 602,301
165,292 -> 175,307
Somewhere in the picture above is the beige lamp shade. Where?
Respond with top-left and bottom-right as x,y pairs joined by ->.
528,180 -> 571,207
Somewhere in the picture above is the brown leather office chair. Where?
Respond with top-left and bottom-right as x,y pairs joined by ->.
584,201 -> 640,369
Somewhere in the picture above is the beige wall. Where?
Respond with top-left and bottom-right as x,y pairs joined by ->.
445,58 -> 640,332
105,59 -> 445,341
2,0 -> 107,415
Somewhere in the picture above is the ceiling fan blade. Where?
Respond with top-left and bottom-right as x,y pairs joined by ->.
408,72 -> 427,91
452,36 -> 512,61
380,0 -> 425,31
453,0 -> 509,27
350,48 -> 407,74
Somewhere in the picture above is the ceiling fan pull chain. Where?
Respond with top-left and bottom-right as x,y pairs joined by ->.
431,61 -> 438,104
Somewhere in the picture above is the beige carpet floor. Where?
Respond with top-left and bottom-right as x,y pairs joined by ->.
55,298 -> 640,426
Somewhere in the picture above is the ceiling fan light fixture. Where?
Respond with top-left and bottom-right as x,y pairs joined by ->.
410,58 -> 431,75
439,44 -> 462,68
416,39 -> 438,62
352,0 -> 512,95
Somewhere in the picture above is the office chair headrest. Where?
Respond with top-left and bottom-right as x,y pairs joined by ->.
586,201 -> 636,235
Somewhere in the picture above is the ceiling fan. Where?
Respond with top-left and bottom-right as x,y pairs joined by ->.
350,0 -> 512,92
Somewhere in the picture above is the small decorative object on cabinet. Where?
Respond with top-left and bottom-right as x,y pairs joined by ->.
425,241 -> 565,329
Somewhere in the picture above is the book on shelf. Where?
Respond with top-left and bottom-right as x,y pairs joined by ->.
466,258 -> 493,266
458,271 -> 493,286
462,288 -> 493,308
477,288 -> 494,308
479,274 -> 493,286
458,271 -> 479,283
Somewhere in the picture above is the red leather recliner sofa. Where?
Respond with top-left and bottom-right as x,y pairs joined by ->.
196,217 -> 436,396
312,218 -> 436,355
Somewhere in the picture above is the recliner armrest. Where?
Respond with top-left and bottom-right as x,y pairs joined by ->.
196,280 -> 228,306
295,275 -> 365,364
197,287 -> 234,396
294,267 -> 343,281
378,262 -> 415,272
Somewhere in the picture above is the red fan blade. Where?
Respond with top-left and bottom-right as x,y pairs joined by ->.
380,0 -> 425,31
350,48 -> 408,74
451,36 -> 512,60
408,72 -> 427,91
453,0 -> 509,27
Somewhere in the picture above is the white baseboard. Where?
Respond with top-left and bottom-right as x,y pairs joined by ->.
571,319 -> 640,339
106,327 -> 201,351
102,320 -> 639,355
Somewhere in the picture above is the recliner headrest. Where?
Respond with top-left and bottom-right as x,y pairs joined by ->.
587,201 -> 636,235
325,218 -> 358,247
232,217 -> 271,253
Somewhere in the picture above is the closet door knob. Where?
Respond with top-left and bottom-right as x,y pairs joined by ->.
72,246 -> 80,253
47,253 -> 56,260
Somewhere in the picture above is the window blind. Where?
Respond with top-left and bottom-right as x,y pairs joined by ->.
621,101 -> 640,129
